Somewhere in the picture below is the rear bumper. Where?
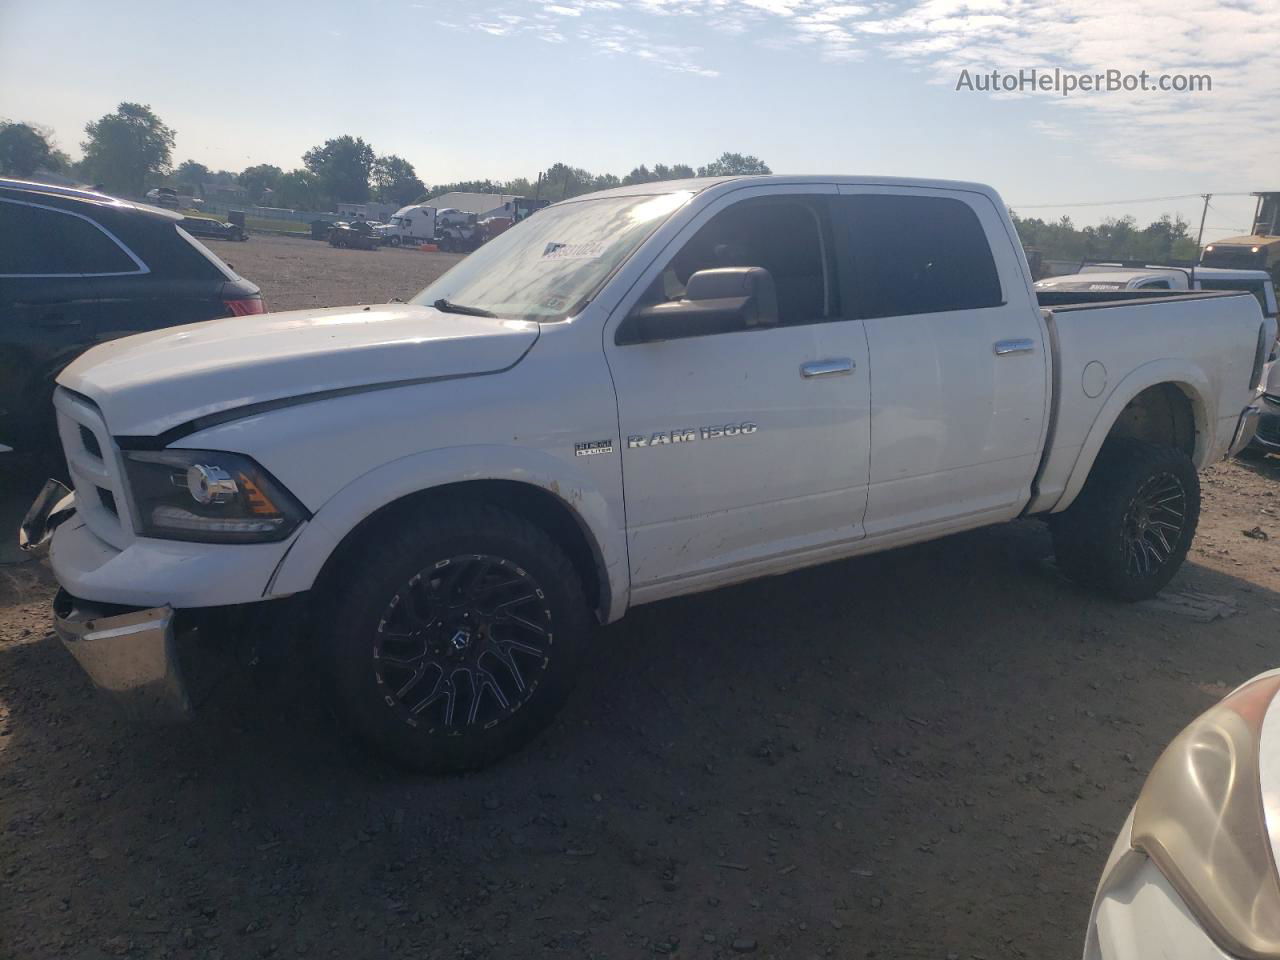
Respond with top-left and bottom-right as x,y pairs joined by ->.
1229,403 -> 1262,457
52,590 -> 191,720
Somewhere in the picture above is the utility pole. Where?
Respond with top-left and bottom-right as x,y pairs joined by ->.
1195,193 -> 1211,250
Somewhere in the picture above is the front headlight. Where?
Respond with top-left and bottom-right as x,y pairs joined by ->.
1131,672 -> 1280,958
123,450 -> 308,543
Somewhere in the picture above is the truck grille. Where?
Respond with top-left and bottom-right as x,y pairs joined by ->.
54,388 -> 135,550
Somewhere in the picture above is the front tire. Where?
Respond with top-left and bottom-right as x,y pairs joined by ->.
1050,439 -> 1200,601
320,503 -> 592,773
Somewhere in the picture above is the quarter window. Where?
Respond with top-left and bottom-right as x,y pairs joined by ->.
0,199 -> 141,276
839,194 -> 1003,319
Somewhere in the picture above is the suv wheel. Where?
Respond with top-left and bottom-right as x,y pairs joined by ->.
320,503 -> 592,772
1050,438 -> 1200,601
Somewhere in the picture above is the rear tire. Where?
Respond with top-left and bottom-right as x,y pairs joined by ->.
319,502 -> 592,773
1050,439 -> 1200,601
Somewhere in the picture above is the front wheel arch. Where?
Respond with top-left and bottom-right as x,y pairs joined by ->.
308,479 -> 611,624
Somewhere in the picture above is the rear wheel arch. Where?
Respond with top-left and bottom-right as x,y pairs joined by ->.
1056,368 -> 1212,512
1104,382 -> 1199,458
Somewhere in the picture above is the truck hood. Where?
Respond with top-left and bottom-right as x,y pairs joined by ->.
58,304 -> 539,437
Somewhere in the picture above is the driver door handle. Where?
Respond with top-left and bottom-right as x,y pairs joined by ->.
801,358 -> 854,378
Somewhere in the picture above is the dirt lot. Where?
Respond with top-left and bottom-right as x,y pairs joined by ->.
4,233 -> 1280,960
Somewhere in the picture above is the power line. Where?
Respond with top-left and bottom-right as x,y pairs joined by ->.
1011,191 -> 1256,209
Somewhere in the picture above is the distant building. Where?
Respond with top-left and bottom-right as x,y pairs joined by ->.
423,192 -> 521,220
200,181 -> 249,204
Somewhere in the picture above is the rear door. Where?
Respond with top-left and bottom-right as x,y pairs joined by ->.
833,187 -> 1049,536
90,217 -> 236,339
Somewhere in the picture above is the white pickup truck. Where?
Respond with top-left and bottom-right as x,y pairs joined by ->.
20,176 -> 1273,772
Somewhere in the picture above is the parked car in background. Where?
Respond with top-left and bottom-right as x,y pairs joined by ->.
1248,361 -> 1280,455
1036,264 -> 1277,319
327,221 -> 380,250
20,175 -> 1272,773
180,214 -> 247,242
1083,669 -> 1280,960
0,178 -> 263,462
144,186 -> 179,209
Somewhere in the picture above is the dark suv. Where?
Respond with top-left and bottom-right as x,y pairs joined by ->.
0,179 -> 263,461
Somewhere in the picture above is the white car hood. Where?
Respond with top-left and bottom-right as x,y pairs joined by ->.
58,304 -> 539,437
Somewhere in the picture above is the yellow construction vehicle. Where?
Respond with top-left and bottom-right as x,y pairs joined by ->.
1202,192 -> 1280,282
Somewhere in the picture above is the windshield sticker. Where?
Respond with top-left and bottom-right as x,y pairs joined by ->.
542,241 -> 606,261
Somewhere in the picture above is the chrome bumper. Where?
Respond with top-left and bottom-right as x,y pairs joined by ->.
1229,404 -> 1262,457
53,590 -> 191,721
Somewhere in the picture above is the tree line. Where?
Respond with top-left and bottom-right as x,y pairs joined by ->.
0,103 -> 770,213
0,103 -> 1203,263
1009,210 -> 1201,264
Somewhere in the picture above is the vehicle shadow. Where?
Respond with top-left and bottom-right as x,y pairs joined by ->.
2,520 -> 1277,959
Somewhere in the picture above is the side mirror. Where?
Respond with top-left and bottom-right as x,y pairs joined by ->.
616,267 -> 779,345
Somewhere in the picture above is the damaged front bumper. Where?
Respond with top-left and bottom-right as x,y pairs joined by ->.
52,590 -> 191,720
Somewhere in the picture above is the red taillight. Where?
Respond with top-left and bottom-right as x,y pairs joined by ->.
223,297 -> 266,317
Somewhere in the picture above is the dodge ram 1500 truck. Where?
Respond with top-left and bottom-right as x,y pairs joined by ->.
19,175 -> 1273,772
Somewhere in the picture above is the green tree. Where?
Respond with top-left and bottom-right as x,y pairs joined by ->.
273,168 -> 322,211
80,102 -> 175,196
371,154 -> 425,206
0,121 -> 62,177
239,163 -> 283,203
697,152 -> 771,176
174,160 -> 209,193
303,135 -> 375,203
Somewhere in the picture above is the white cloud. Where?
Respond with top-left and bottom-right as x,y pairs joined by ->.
435,0 -> 1280,177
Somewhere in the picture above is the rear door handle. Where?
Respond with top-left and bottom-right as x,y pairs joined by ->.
993,338 -> 1035,356
801,358 -> 854,378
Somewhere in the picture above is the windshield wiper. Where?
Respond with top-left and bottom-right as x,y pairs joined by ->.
433,298 -> 497,318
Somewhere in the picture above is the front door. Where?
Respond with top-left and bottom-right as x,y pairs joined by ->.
604,186 -> 873,601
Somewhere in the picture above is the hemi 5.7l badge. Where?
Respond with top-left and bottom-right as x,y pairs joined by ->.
574,440 -> 615,457
627,422 -> 758,448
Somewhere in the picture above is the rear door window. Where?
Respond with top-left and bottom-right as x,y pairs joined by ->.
0,199 -> 143,276
837,194 -> 1003,319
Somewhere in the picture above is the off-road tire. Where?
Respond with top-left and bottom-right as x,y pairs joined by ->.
1050,438 -> 1200,601
319,502 -> 592,773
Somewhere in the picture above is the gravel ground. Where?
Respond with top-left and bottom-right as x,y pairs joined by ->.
3,233 -> 1279,960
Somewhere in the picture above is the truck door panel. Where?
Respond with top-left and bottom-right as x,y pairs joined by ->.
833,187 -> 1049,536
604,187 -> 872,592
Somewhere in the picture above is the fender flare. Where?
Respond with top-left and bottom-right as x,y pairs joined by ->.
265,444 -> 628,621
1053,359 -> 1214,512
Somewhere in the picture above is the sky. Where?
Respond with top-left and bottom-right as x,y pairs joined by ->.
2,0 -> 1277,234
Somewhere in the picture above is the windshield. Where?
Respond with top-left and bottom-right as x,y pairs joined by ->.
413,192 -> 692,321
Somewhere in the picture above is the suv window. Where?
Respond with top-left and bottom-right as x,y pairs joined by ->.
641,196 -> 836,326
838,194 -> 1002,319
1139,278 -> 1171,289
0,199 -> 141,276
